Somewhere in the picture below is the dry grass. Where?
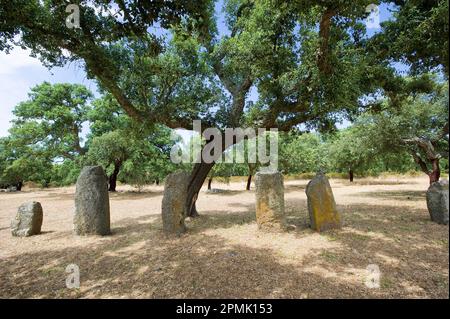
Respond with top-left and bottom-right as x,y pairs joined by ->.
0,176 -> 448,298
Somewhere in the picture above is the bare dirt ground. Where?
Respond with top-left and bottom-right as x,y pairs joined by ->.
0,176 -> 448,299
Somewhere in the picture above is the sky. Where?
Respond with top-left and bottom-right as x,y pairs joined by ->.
0,2 -> 395,138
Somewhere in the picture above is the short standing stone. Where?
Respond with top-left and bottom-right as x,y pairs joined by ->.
306,173 -> 342,232
426,179 -> 449,225
255,171 -> 286,231
11,201 -> 43,237
74,166 -> 110,235
162,171 -> 190,235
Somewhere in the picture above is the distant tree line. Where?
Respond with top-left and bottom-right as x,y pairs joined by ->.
1,79 -> 448,191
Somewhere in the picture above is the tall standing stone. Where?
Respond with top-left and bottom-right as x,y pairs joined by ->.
426,179 -> 449,225
255,171 -> 286,231
74,166 -> 110,235
11,201 -> 43,237
306,173 -> 342,232
162,171 -> 190,235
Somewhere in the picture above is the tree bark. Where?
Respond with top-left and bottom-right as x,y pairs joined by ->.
317,8 -> 336,75
207,177 -> 213,190
410,151 -> 441,185
108,161 -> 122,192
16,181 -> 23,191
349,169 -> 354,182
428,158 -> 441,184
246,163 -> 256,191
185,162 -> 215,217
246,174 -> 252,190
185,132 -> 233,217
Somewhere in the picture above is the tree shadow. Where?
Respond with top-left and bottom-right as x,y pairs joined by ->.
0,212 -> 431,299
284,198 -> 310,231
359,190 -> 426,202
109,190 -> 164,201
1,189 -> 448,298
187,209 -> 256,233
284,184 -> 306,193
36,192 -> 75,201
340,180 -> 412,186
203,189 -> 248,196
25,189 -> 165,202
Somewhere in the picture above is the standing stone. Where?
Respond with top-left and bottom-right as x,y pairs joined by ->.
306,173 -> 342,232
255,171 -> 286,231
162,171 -> 190,235
74,166 -> 110,235
426,179 -> 449,225
11,201 -> 43,237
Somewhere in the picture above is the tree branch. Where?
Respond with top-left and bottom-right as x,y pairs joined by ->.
317,8 -> 336,75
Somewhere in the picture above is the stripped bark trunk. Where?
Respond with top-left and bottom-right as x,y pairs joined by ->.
185,162 -> 215,217
246,163 -> 256,191
185,132 -> 241,217
108,161 -> 122,192
405,136 -> 445,185
246,174 -> 252,191
428,158 -> 441,184
208,177 -> 213,190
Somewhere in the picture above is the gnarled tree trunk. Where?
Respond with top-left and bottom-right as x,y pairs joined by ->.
246,174 -> 252,191
108,161 -> 122,192
207,177 -> 213,190
405,136 -> 445,185
349,169 -> 354,182
246,163 -> 256,190
428,158 -> 441,184
185,161 -> 215,217
185,132 -> 240,217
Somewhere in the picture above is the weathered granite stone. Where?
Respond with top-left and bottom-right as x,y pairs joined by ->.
305,173 -> 342,232
74,166 -> 110,235
11,201 -> 43,237
162,171 -> 190,235
426,179 -> 449,225
255,171 -> 286,231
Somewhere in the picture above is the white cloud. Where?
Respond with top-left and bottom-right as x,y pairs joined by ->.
0,48 -> 43,76
0,48 -> 46,136
0,47 -> 96,137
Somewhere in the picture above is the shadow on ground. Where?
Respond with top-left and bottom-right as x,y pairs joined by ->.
358,190 -> 426,202
340,180 -> 413,186
0,191 -> 448,299
109,190 -> 164,201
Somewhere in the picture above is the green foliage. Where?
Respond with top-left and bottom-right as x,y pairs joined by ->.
375,0 -> 449,75
87,131 -> 130,169
51,160 -> 82,186
327,126 -> 374,174
0,1 -> 448,188
279,132 -> 327,174
0,136 -> 53,187
0,82 -> 92,187
9,82 -> 92,159
87,127 -> 177,188
361,83 -> 448,162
